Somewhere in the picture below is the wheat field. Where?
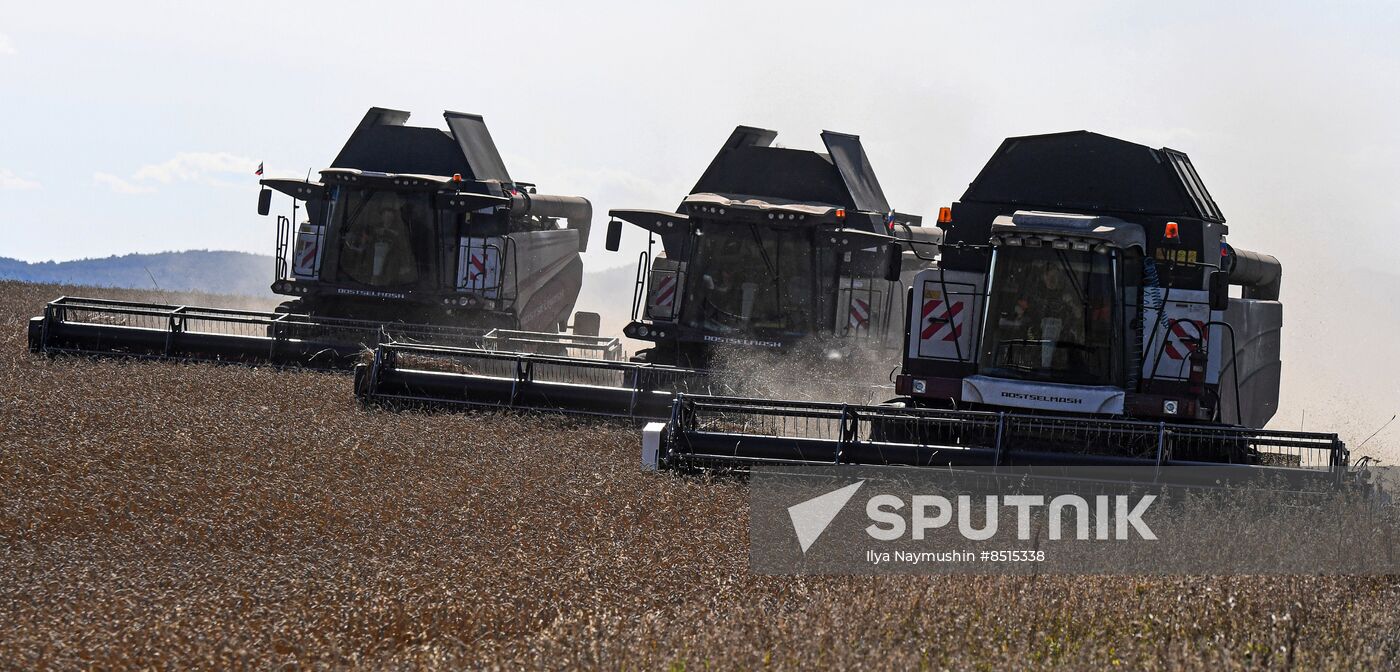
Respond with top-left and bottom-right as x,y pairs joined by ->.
1,281 -> 1397,669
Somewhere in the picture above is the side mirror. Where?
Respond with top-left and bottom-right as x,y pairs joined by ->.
604,219 -> 623,252
1208,270 -> 1230,311
884,244 -> 903,282
257,188 -> 272,216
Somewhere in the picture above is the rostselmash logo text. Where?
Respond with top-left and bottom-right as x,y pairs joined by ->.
999,391 -> 1084,405
703,334 -> 783,348
336,288 -> 407,300
788,482 -> 1157,554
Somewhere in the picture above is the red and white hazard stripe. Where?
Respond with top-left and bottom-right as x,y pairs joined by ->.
295,240 -> 319,274
652,274 -> 677,309
468,252 -> 487,282
920,297 -> 965,342
849,297 -> 870,328
1163,320 -> 1205,360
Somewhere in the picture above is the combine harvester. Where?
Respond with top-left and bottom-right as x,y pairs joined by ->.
647,131 -> 1357,483
605,125 -> 936,367
28,107 -> 607,370
355,125 -> 939,416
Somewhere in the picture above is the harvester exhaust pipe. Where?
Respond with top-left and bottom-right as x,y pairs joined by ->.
511,192 -> 593,252
1226,244 -> 1282,301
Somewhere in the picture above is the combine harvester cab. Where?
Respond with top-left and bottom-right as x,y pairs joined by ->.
355,125 -> 942,419
605,125 -> 937,367
29,107 -> 600,370
650,131 -> 1359,484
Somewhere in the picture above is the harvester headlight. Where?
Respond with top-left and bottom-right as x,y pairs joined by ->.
912,379 -> 928,394
1004,237 -> 1023,246
458,297 -> 471,306
1051,240 -> 1070,250
638,325 -> 650,337
1163,400 -> 1179,415
1072,241 -> 1091,252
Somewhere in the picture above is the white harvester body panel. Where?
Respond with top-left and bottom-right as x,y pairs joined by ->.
961,374 -> 1126,415
292,224 -> 326,278
458,229 -> 581,308
837,276 -> 891,341
647,257 -> 685,322
1142,289 -> 1224,384
641,422 -> 667,470
907,267 -> 984,365
458,236 -> 502,295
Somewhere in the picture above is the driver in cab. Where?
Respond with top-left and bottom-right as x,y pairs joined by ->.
343,206 -> 417,286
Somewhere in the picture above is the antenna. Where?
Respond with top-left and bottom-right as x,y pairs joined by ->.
1359,413 -> 1397,449
291,168 -> 311,227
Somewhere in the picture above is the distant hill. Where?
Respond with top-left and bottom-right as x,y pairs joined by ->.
0,251 -> 278,298
0,252 -> 644,310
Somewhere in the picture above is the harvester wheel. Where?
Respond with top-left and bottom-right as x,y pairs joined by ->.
352,363 -> 372,400
269,300 -> 316,341
629,347 -> 662,364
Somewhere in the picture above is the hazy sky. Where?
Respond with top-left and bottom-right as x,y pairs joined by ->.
1,1 -> 1397,449
2,1 -> 1398,269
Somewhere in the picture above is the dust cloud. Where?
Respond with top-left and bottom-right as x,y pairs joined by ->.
1275,264 -> 1399,464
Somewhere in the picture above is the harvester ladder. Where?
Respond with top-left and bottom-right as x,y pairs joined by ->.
631,250 -> 650,322
274,215 -> 291,280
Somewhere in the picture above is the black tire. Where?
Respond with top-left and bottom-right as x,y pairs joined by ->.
269,300 -> 317,341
